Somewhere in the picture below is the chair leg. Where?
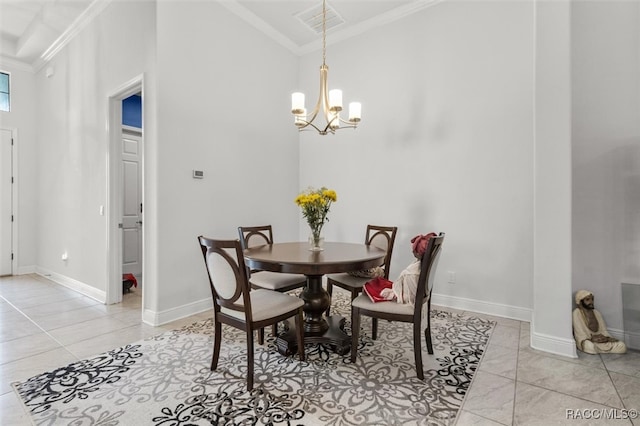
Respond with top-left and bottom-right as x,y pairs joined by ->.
295,309 -> 305,361
325,280 -> 333,316
247,329 -> 254,391
258,327 -> 264,345
351,288 -> 376,340
425,298 -> 433,354
350,307 -> 361,363
211,320 -> 222,370
425,326 -> 433,355
413,321 -> 424,380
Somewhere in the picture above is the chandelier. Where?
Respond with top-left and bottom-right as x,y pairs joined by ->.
291,0 -> 361,135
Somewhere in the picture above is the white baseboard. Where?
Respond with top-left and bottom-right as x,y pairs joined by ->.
528,327 -> 629,358
431,292 -> 532,322
35,267 -> 106,303
432,292 -> 581,357
16,265 -> 36,275
530,330 -> 577,358
143,297 -> 213,326
623,329 -> 640,350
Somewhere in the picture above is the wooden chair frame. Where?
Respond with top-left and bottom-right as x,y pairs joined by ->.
238,225 -> 308,293
326,225 -> 397,339
350,232 -> 444,380
198,236 -> 305,391
237,225 -> 307,344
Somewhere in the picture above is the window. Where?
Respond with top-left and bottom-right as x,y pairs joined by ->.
0,72 -> 9,112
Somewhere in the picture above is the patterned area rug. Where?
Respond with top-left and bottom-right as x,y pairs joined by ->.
13,292 -> 494,425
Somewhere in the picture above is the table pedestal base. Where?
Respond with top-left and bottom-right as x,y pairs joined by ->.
275,314 -> 351,356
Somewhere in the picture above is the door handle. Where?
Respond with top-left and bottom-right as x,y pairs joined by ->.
136,221 -> 143,225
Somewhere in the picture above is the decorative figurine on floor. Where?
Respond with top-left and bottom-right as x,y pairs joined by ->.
572,290 -> 626,354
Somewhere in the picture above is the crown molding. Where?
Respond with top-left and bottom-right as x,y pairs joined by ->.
222,0 -> 445,57
0,55 -> 35,73
218,1 -> 301,54
297,0 -> 445,55
38,0 -> 113,68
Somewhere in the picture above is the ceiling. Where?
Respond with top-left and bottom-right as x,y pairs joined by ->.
0,0 -> 439,70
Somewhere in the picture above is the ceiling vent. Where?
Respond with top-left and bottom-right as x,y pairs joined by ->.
295,2 -> 345,34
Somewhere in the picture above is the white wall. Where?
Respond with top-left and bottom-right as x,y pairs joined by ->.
0,63 -> 37,273
533,0 -> 574,356
12,0 -> 638,348
572,1 -> 640,334
154,1 -> 300,316
34,1 -> 156,298
22,0 -> 300,322
299,1 -> 535,320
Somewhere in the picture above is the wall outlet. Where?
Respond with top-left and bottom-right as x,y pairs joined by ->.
447,271 -> 456,284
61,252 -> 68,261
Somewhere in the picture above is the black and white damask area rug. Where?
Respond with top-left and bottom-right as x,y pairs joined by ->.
13,292 -> 494,426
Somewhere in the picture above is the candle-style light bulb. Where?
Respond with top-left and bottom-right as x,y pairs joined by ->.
329,89 -> 343,112
292,92 -> 305,114
294,108 -> 307,127
348,102 -> 361,122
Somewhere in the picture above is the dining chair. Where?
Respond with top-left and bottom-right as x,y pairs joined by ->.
350,232 -> 444,380
325,225 -> 397,340
197,236 -> 305,391
237,225 -> 307,344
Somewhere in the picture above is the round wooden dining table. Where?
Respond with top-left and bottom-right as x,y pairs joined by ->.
244,241 -> 386,355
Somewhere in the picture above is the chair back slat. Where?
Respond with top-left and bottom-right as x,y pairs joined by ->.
365,225 -> 398,280
414,233 -> 445,315
238,225 -> 273,249
198,236 -> 253,320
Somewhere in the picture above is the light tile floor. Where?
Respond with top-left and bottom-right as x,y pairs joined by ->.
1,274 -> 639,425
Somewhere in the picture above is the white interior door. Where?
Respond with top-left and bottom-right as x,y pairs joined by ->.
0,129 -> 12,276
122,130 -> 142,278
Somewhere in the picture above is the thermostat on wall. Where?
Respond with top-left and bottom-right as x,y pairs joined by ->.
193,170 -> 204,179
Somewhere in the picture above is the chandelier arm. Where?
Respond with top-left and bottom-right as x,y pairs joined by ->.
297,119 -> 325,134
320,64 -> 330,120
337,116 -> 358,126
307,73 -> 324,124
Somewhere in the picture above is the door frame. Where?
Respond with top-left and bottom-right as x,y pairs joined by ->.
106,75 -> 144,305
0,127 -> 17,276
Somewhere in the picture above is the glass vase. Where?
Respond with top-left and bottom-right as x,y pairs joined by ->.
309,232 -> 324,251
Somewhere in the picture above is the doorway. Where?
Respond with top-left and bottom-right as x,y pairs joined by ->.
121,127 -> 142,284
106,76 -> 143,307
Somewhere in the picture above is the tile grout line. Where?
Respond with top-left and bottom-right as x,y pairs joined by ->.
511,324 -> 524,426
600,353 -> 635,412
0,294 -> 81,364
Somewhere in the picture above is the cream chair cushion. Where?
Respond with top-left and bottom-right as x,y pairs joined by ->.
223,289 -> 303,322
249,271 -> 306,291
326,272 -> 369,289
351,293 -> 430,319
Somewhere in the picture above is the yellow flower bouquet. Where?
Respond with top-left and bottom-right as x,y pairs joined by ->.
295,187 -> 337,250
